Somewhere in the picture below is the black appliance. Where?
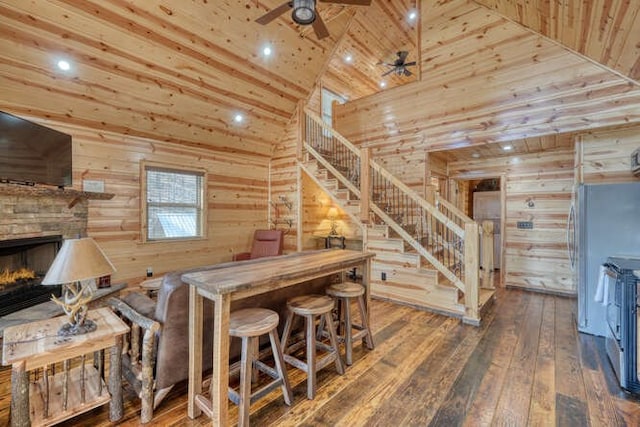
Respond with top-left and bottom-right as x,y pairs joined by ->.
605,256 -> 640,394
0,110 -> 72,187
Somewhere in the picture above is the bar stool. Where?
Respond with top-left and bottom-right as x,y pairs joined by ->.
228,308 -> 293,427
326,281 -> 375,365
280,295 -> 345,399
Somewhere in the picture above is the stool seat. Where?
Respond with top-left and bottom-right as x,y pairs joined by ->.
229,308 -> 279,337
326,282 -> 365,298
287,294 -> 334,315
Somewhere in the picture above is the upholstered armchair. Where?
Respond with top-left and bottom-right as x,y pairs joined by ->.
232,229 -> 284,261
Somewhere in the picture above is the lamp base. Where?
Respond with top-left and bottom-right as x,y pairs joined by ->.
57,318 -> 97,336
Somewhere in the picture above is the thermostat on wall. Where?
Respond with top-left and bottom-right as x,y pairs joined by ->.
82,180 -> 105,193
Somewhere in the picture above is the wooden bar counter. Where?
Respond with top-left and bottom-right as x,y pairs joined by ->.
182,249 -> 375,425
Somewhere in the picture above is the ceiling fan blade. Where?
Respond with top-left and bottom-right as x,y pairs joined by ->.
382,69 -> 395,77
312,13 -> 330,39
320,0 -> 372,5
397,51 -> 409,63
403,69 -> 413,77
255,1 -> 291,25
404,61 -> 417,67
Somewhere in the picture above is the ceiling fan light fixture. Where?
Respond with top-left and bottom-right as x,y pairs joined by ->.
292,0 -> 316,25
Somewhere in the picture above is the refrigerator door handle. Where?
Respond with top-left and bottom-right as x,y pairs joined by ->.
567,203 -> 576,271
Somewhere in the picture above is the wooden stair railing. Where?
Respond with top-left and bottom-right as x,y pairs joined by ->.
298,108 -> 482,323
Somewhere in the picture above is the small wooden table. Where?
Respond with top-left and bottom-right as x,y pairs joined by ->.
182,249 -> 375,425
2,307 -> 129,427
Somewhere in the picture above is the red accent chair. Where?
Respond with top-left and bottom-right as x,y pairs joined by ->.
233,229 -> 284,261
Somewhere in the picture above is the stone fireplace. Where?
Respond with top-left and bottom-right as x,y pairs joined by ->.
0,185 -> 91,316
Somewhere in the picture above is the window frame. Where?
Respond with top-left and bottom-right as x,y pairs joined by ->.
321,87 -> 347,128
140,160 -> 207,243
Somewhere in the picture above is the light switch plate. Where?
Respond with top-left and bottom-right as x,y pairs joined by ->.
82,179 -> 104,193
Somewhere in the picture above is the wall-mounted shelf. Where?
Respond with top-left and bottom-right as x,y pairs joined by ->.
0,183 -> 114,208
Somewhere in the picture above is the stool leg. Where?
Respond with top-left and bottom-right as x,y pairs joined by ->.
238,336 -> 253,427
269,329 -> 293,405
280,311 -> 295,354
343,297 -> 354,365
306,315 -> 317,400
251,338 -> 259,384
357,295 -> 375,350
324,313 -> 345,375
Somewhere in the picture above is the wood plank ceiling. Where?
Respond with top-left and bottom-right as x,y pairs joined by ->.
1,0 -> 639,160
0,0 -> 418,157
475,0 -> 640,82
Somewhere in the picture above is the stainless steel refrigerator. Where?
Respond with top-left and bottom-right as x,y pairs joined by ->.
575,182 -> 640,337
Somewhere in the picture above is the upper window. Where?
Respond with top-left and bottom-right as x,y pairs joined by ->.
321,88 -> 346,128
142,163 -> 206,241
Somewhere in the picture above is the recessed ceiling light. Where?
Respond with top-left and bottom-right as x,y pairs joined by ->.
263,46 -> 272,56
379,81 -> 387,88
502,145 -> 513,151
344,54 -> 353,63
234,114 -> 244,123
471,153 -> 480,158
57,59 -> 71,71
408,10 -> 418,20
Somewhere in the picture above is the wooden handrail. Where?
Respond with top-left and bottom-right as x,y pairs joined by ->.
305,143 -> 361,197
436,194 -> 473,224
369,161 -> 465,238
304,108 -> 361,157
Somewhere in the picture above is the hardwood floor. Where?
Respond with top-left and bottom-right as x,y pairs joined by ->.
1,288 -> 639,426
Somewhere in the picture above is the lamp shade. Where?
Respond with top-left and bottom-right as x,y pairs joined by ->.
41,237 -> 116,285
327,207 -> 338,220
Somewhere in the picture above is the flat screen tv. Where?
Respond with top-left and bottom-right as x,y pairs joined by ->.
0,110 -> 72,188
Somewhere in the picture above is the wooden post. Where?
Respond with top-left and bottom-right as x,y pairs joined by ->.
140,328 -> 157,423
463,222 -> 480,325
425,185 -> 436,205
109,335 -> 124,421
297,100 -> 305,161
11,361 -> 29,427
360,147 -> 370,224
481,220 -> 495,289
188,285 -> 203,419
209,294 -> 231,425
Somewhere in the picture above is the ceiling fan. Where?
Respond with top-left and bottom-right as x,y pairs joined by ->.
255,0 -> 372,40
381,51 -> 416,77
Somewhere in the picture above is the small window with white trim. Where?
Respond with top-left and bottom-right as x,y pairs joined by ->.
142,162 -> 206,241
321,87 -> 347,129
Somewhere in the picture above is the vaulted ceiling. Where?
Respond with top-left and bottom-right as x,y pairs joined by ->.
0,0 -> 639,160
0,0 -> 417,158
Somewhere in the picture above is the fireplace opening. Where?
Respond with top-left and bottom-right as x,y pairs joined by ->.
0,236 -> 63,317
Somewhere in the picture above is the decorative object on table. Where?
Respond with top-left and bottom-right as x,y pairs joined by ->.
327,206 -> 339,235
41,237 -> 116,336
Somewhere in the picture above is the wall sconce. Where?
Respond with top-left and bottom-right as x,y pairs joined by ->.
327,207 -> 339,236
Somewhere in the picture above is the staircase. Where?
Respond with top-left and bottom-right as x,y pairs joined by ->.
297,108 -> 495,325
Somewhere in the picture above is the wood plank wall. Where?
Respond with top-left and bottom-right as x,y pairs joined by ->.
449,148 -> 576,294
28,121 -> 270,286
578,125 -> 640,184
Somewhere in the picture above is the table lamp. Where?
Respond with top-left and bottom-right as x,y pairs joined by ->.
327,207 -> 339,236
41,237 -> 116,336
